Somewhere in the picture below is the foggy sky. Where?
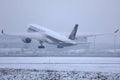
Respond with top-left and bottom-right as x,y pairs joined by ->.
0,0 -> 120,33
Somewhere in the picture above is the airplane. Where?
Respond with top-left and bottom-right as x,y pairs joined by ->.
1,24 -> 85,48
1,24 -> 119,49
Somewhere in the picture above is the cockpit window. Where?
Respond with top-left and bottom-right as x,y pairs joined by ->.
28,25 -> 45,32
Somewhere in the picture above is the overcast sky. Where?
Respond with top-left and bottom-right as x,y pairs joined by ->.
0,0 -> 120,33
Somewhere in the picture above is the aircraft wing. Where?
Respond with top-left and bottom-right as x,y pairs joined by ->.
76,33 -> 114,38
76,28 -> 119,38
74,32 -> 117,43
0,30 -> 43,40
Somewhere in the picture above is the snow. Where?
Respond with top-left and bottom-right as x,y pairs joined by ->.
0,39 -> 120,79
0,57 -> 120,73
0,57 -> 120,64
0,68 -> 120,80
0,48 -> 120,57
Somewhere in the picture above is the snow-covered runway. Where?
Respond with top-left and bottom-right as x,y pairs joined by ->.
0,57 -> 120,73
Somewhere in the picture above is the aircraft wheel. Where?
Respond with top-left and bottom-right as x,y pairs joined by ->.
38,46 -> 45,49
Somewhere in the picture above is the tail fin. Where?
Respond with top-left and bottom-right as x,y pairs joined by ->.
69,24 -> 78,40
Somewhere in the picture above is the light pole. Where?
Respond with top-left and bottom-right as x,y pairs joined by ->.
93,36 -> 96,49
114,29 -> 119,53
114,34 -> 116,53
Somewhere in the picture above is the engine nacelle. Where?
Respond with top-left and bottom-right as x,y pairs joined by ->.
22,38 -> 32,43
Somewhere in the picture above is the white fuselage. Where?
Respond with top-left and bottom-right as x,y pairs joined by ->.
27,24 -> 77,46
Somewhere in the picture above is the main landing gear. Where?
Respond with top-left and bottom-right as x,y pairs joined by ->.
38,41 -> 45,49
38,46 -> 45,48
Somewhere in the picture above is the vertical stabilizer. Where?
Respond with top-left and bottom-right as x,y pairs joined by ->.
69,24 -> 78,40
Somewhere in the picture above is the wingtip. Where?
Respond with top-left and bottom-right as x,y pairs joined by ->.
114,29 -> 119,33
1,29 -> 4,34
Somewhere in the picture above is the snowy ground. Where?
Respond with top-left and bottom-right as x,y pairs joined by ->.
0,48 -> 120,57
0,57 -> 120,73
0,68 -> 120,80
0,57 -> 120,79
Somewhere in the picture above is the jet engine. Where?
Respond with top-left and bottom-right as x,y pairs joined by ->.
22,38 -> 32,43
